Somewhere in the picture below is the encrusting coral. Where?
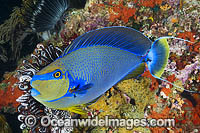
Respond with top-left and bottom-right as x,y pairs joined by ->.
86,77 -> 155,132
0,73 -> 23,112
134,0 -> 163,8
108,0 -> 136,23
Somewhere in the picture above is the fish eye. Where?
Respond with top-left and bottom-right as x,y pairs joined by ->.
53,71 -> 61,78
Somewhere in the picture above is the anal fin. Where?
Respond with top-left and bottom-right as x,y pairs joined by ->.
85,95 -> 102,106
58,105 -> 87,115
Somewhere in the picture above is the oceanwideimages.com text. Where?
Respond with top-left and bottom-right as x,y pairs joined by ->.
25,115 -> 175,130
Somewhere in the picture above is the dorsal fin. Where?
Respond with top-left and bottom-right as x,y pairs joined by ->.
63,26 -> 152,56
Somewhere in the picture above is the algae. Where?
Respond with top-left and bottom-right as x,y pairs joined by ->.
0,0 -> 39,61
0,83 -> 9,91
0,114 -> 12,133
116,77 -> 156,119
87,77 -> 156,132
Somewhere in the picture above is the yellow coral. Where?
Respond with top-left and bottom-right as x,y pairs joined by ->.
116,77 -> 156,118
88,77 -> 156,132
160,4 -> 171,11
89,88 -> 126,118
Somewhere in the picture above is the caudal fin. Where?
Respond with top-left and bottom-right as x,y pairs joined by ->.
146,38 -> 169,78
146,37 -> 199,94
146,36 -> 195,77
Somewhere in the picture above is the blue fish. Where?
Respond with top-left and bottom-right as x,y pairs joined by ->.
30,26 -> 170,114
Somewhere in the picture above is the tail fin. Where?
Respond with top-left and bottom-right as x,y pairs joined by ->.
146,37 -> 199,94
146,37 -> 169,78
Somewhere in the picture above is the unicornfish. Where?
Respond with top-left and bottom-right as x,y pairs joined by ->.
29,26 -> 177,114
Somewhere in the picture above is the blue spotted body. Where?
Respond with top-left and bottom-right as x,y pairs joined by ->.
30,26 -> 169,113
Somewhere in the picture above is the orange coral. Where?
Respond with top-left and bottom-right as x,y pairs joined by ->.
193,42 -> 200,53
167,74 -> 177,88
108,0 -> 136,23
0,74 -> 23,110
161,87 -> 171,96
142,70 -> 159,90
178,32 -> 200,54
167,74 -> 177,82
149,106 -> 171,119
148,106 -> 172,133
193,94 -> 200,124
171,18 -> 178,23
177,31 -> 195,46
198,73 -> 200,81
134,0 -> 163,8
175,96 -> 200,126
150,127 -> 166,132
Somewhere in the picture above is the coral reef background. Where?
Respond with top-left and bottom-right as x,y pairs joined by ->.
0,0 -> 199,132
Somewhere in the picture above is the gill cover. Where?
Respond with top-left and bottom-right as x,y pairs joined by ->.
30,69 -> 70,101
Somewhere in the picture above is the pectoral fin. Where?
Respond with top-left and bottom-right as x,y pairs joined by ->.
69,83 -> 93,97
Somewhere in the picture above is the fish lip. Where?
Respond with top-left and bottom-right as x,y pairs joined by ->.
30,75 -> 36,86
30,80 -> 33,86
31,88 -> 41,97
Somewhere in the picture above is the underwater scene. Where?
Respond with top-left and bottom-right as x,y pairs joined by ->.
0,0 -> 199,132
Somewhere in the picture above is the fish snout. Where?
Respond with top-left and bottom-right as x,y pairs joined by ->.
30,75 -> 36,87
30,75 -> 40,88
31,88 -> 41,97
30,75 -> 41,97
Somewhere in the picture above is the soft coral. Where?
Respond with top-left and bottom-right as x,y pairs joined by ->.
109,0 -> 136,23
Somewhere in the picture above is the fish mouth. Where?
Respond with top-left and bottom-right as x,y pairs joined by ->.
31,88 -> 41,97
